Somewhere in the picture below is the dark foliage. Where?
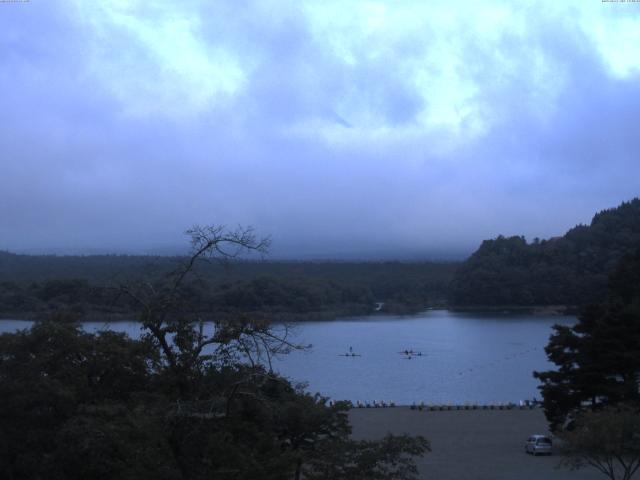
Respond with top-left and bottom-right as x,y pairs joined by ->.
0,226 -> 429,479
451,198 -> 640,306
558,404 -> 640,480
534,249 -> 640,431
0,255 -> 456,320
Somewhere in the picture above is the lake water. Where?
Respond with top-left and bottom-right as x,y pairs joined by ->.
0,310 -> 573,405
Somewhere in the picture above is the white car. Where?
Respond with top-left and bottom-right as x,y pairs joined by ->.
525,435 -> 552,455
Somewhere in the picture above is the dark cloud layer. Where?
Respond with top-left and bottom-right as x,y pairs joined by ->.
0,1 -> 638,258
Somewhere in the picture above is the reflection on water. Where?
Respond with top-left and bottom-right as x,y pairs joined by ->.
0,310 -> 573,405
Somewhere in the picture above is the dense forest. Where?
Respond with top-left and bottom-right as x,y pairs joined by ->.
0,253 -> 457,321
450,198 -> 640,307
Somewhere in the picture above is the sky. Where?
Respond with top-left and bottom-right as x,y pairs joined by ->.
1,0 -> 639,259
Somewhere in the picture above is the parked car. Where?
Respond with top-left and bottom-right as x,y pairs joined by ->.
525,435 -> 552,455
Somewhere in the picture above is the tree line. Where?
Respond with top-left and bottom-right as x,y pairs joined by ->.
0,253 -> 456,320
450,198 -> 640,307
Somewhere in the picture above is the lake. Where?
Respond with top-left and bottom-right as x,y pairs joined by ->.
0,310 -> 573,405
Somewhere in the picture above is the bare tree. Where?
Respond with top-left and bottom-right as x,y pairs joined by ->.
119,225 -> 301,396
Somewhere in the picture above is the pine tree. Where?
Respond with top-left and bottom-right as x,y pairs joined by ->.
534,249 -> 640,430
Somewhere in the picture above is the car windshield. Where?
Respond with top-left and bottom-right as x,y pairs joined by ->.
537,438 -> 552,445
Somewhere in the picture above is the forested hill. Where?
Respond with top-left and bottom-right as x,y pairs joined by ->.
450,198 -> 640,307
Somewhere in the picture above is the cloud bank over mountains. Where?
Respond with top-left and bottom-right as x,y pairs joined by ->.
1,1 -> 639,257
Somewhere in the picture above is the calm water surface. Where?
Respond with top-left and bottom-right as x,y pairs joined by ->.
0,310 -> 573,405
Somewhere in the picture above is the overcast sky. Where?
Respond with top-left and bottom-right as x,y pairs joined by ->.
1,1 -> 639,258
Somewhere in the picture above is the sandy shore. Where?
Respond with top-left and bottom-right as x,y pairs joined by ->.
349,407 -> 603,480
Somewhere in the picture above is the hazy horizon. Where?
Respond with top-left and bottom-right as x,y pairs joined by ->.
2,1 -> 639,258
2,196 -> 623,260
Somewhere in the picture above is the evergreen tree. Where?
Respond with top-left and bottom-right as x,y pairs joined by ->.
534,249 -> 640,430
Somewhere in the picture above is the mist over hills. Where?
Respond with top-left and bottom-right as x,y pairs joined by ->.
8,243 -> 471,262
1,198 -> 639,320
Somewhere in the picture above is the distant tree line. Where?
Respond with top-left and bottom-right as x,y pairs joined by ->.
0,253 -> 456,321
450,198 -> 640,306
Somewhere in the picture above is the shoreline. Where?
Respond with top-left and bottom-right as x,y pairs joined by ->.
0,304 -> 577,323
447,304 -> 578,315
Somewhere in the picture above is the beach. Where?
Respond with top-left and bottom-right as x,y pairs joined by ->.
349,407 -> 603,480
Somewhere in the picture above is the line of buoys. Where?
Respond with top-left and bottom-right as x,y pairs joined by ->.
350,402 -> 539,410
354,400 -> 396,408
348,400 -> 541,410
407,402 -> 540,411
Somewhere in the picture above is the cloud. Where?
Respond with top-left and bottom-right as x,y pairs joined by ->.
0,0 -> 639,257
72,1 -> 250,117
